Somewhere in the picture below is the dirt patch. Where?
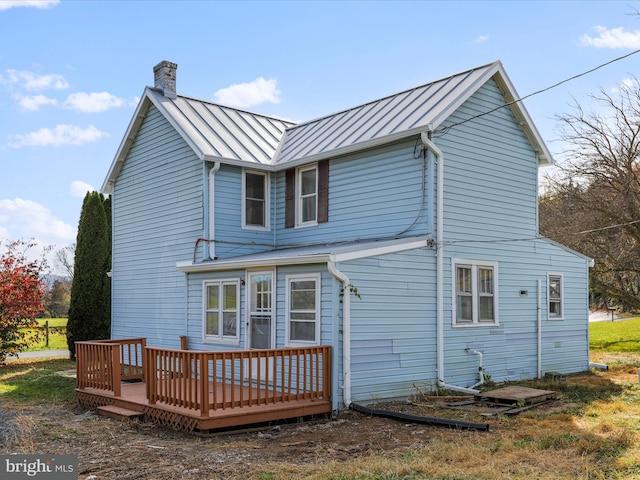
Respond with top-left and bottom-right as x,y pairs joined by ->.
0,395 -> 568,480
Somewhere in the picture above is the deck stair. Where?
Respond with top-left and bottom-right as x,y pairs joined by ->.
97,404 -> 145,421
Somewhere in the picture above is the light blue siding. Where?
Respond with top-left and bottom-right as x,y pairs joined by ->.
275,139 -> 432,245
336,248 -> 437,404
111,105 -> 203,347
108,72 -> 590,413
438,79 -> 539,241
210,165 -> 276,259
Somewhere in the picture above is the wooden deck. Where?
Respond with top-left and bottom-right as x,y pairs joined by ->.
75,339 -> 332,433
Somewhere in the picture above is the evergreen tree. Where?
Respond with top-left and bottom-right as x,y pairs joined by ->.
67,192 -> 111,359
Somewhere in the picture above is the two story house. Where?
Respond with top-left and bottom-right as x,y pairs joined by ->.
100,60 -> 592,413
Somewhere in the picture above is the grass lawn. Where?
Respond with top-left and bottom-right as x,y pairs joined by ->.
24,318 -> 68,351
0,358 -> 76,404
590,316 -> 640,351
1,317 -> 639,479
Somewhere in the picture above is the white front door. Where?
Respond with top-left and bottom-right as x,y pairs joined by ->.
247,271 -> 275,382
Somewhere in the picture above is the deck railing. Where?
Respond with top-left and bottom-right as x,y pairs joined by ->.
144,346 -> 331,417
76,338 -> 146,397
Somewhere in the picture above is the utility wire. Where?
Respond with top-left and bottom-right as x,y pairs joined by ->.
435,48 -> 640,136
570,219 -> 640,235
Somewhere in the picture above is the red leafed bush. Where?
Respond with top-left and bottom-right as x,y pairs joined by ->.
0,239 -> 49,363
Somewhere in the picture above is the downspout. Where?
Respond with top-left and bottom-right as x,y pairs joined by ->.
420,131 -> 480,395
537,279 -> 542,379
328,257 -> 351,408
208,162 -> 221,260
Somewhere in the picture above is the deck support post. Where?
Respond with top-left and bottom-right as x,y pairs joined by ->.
199,354 -> 208,417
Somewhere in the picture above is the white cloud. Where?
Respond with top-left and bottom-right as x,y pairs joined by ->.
9,124 -> 108,148
0,198 -> 75,240
69,180 -> 94,197
63,91 -> 126,113
579,26 -> 640,49
3,69 -> 69,90
15,93 -> 58,111
214,77 -> 281,108
0,0 -> 59,11
475,35 -> 488,44
0,197 -> 76,275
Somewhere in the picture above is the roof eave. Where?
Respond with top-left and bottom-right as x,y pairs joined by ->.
100,89 -> 153,194
176,254 -> 331,272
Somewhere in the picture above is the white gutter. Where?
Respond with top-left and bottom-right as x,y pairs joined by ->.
328,258 -> 352,408
420,131 -> 480,395
208,162 -> 221,259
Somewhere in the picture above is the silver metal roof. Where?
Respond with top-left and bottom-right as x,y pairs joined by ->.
102,60 -> 552,194
150,88 -> 295,164
275,63 -> 496,166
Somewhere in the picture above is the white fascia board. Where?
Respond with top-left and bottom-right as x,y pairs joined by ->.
202,154 -> 275,171
331,237 -> 431,263
101,89 -> 152,194
176,237 -> 431,273
176,254 -> 331,273
274,127 -> 429,170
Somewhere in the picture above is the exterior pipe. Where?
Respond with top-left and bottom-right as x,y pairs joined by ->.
537,279 -> 542,379
470,350 -> 485,389
420,132 -> 480,395
350,402 -> 489,431
208,162 -> 221,260
328,258 -> 352,408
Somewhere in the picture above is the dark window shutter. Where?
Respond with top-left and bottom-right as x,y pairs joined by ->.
285,168 -> 295,228
318,160 -> 329,223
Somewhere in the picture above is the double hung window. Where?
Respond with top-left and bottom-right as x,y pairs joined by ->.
286,274 -> 320,345
453,259 -> 498,326
203,280 -> 239,343
297,166 -> 318,225
285,160 -> 329,228
548,274 -> 563,319
243,170 -> 269,229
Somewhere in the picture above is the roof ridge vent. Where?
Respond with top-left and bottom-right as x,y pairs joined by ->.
153,60 -> 177,98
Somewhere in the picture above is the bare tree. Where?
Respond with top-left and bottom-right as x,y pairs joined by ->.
55,243 -> 75,281
541,78 -> 640,311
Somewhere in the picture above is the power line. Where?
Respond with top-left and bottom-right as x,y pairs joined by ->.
435,48 -> 640,136
571,219 -> 640,235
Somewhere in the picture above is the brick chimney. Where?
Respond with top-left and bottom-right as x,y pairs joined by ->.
153,60 -> 177,98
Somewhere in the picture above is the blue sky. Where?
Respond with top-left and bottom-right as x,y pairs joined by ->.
1,0 -> 639,274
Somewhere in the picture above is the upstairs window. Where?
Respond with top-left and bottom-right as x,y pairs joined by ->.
285,160 -> 329,228
243,170 -> 269,229
298,165 -> 317,225
548,274 -> 563,319
203,280 -> 239,343
453,259 -> 498,326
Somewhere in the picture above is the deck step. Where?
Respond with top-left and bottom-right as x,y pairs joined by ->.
97,405 -> 145,421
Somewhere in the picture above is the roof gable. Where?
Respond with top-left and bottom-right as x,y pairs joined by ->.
101,87 -> 295,193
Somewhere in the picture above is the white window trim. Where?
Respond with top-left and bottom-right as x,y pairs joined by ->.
547,273 -> 564,320
296,164 -> 318,228
242,169 -> 270,230
202,279 -> 240,345
285,273 -> 321,346
451,258 -> 499,327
